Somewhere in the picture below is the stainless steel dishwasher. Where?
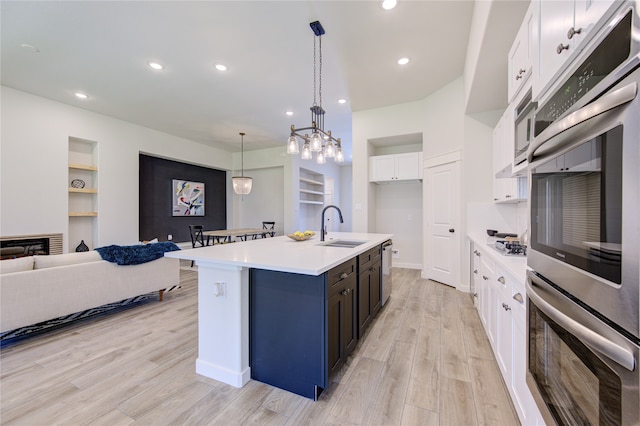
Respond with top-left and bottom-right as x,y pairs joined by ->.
381,240 -> 392,306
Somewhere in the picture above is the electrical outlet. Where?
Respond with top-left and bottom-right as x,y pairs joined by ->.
213,282 -> 225,298
167,234 -> 173,240
392,249 -> 400,259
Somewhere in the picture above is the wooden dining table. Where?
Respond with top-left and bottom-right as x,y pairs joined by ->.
203,228 -> 264,244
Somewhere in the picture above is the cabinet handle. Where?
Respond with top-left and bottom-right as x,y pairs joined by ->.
493,198 -> 499,201
472,293 -> 478,299
473,269 -> 478,274
567,27 -> 582,39
516,74 -> 523,80
502,303 -> 511,311
513,293 -> 524,304
505,194 -> 512,198
518,68 -> 526,75
557,43 -> 570,54
340,272 -> 349,280
482,275 -> 489,281
341,289 -> 348,296
497,276 -> 506,285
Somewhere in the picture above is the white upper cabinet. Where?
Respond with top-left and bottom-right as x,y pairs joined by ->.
508,3 -> 535,102
369,152 -> 423,183
534,0 -> 617,99
536,0 -> 575,99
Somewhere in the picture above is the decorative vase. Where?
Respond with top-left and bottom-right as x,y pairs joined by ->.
75,240 -> 89,252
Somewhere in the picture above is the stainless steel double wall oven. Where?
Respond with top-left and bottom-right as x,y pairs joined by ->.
526,3 -> 640,424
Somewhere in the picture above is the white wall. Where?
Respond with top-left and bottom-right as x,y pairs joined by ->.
374,182 -> 422,268
339,165 -> 353,232
1,86 -> 232,249
352,78 -> 466,274
234,167 -> 285,236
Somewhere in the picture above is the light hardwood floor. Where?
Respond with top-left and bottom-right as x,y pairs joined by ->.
0,265 -> 519,425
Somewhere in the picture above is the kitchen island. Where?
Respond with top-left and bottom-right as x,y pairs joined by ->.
165,231 -> 392,399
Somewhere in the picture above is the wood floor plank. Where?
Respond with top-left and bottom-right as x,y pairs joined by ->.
439,377 -> 478,426
361,341 -> 415,425
468,356 -> 520,425
401,404 -> 439,426
325,356 -> 385,425
405,317 -> 440,412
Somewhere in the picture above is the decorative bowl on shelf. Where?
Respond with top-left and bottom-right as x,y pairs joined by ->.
287,231 -> 315,241
71,179 -> 86,189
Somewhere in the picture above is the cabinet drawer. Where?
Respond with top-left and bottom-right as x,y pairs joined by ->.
328,258 -> 357,296
358,245 -> 381,271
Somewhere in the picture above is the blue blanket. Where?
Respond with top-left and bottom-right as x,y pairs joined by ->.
95,242 -> 181,265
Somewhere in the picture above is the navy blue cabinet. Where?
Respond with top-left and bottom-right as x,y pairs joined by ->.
249,248 -> 381,400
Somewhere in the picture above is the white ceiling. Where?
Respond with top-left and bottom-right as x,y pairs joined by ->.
1,1 -> 526,162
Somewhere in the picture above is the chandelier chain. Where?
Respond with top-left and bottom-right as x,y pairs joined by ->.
319,35 -> 322,109
313,37 -> 317,107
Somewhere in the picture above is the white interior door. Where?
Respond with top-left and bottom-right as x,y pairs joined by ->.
425,158 -> 460,287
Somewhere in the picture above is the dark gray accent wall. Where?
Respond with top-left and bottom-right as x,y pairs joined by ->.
139,154 -> 227,243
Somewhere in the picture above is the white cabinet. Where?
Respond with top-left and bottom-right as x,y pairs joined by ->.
535,0 -> 617,99
492,106 -> 528,204
493,176 -> 529,204
480,252 -> 496,348
508,2 -> 535,102
470,240 -> 544,426
369,152 -> 423,182
495,265 -> 513,378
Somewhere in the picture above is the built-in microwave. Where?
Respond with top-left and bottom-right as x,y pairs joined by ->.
513,88 -> 536,167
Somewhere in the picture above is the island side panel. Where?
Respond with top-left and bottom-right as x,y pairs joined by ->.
195,263 -> 250,387
250,269 -> 327,399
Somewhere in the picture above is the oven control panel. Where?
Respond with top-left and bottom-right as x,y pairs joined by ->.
535,11 -> 632,136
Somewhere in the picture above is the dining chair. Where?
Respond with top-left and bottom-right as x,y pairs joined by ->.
188,225 -> 209,267
262,221 -> 276,238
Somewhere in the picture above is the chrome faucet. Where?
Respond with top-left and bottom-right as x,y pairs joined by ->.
321,205 -> 344,241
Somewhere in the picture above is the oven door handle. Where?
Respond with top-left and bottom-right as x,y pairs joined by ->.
527,279 -> 635,372
527,81 -> 637,163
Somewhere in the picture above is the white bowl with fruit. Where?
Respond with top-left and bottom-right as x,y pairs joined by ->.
287,230 -> 315,241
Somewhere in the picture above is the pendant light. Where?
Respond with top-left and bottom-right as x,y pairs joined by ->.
287,21 -> 344,164
232,132 -> 252,195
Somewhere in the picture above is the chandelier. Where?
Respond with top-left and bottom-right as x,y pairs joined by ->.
232,132 -> 252,195
287,21 -> 344,164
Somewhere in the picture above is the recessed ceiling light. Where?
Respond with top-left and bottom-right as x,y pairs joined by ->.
397,57 -> 410,65
215,64 -> 227,71
338,99 -> 347,104
286,111 -> 294,116
148,61 -> 164,70
382,0 -> 397,10
74,92 -> 88,99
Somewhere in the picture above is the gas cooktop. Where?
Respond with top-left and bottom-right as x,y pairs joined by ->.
490,240 -> 527,256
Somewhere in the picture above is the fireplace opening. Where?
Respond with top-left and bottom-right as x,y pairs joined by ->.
1,238 -> 50,259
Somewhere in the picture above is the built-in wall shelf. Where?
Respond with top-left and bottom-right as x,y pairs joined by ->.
69,163 -> 98,171
300,188 -> 324,196
299,168 -> 325,206
299,177 -> 324,186
68,137 -> 98,252
68,188 -> 98,194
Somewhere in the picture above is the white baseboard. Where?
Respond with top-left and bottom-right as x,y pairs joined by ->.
393,262 -> 422,270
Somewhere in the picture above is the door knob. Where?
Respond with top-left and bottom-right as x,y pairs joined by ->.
449,228 -> 455,233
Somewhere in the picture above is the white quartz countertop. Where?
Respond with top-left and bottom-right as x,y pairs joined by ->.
468,231 -> 528,282
165,232 -> 393,276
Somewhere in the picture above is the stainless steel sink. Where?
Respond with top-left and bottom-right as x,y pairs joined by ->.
319,240 -> 368,248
